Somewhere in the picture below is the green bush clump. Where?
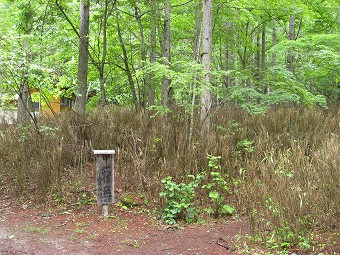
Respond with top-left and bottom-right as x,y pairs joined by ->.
160,174 -> 204,224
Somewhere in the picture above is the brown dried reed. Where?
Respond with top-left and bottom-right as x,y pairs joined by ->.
0,105 -> 338,244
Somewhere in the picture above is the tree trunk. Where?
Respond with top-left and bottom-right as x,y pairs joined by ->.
17,77 -> 30,124
99,73 -> 106,106
193,1 -> 202,62
225,22 -> 234,87
99,0 -> 109,106
254,33 -> 260,84
74,0 -> 90,117
200,0 -> 213,134
272,17 -> 277,67
261,22 -> 267,93
161,0 -> 171,108
238,20 -> 250,70
17,38 -> 31,125
261,22 -> 266,73
16,4 -> 38,126
268,17 -> 277,94
287,15 -> 295,74
135,6 -> 147,108
115,4 -> 138,111
148,0 -> 158,106
225,43 -> 234,87
188,1 -> 202,143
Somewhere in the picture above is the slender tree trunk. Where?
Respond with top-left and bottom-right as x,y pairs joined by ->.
17,64 -> 39,127
238,20 -> 250,70
225,22 -> 234,87
269,17 -> 277,94
200,0 -> 213,134
254,33 -> 260,84
161,0 -> 171,108
17,77 -> 30,124
261,22 -> 266,73
188,0 -> 202,143
115,4 -> 138,111
148,0 -> 158,106
74,0 -> 90,117
193,1 -> 202,62
17,38 -> 31,124
287,15 -> 295,74
99,74 -> 106,106
17,77 -> 39,129
272,17 -> 277,67
134,6 -> 147,108
16,3 -> 34,125
99,0 -> 109,106
225,43 -> 235,87
261,22 -> 267,93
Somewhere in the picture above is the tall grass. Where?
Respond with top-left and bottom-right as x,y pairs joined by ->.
0,105 -> 338,248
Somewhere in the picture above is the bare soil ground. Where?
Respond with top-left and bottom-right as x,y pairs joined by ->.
1,196 -> 339,255
0,199 -> 253,255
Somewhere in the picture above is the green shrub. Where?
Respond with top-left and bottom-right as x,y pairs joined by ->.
160,173 -> 204,224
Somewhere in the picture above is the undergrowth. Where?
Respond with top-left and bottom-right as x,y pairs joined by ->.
0,104 -> 339,252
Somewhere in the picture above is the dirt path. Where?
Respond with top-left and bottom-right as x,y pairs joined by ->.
0,202 -> 254,255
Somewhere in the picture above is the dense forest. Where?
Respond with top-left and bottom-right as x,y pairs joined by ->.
0,0 -> 339,119
0,0 -> 339,253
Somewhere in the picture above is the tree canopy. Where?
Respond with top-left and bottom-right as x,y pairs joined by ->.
0,0 -> 339,117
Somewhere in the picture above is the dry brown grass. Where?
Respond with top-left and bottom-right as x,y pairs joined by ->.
0,104 -> 338,249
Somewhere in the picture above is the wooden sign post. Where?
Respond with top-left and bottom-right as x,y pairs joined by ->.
93,150 -> 115,216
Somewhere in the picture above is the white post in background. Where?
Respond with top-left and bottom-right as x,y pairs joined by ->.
93,150 -> 115,216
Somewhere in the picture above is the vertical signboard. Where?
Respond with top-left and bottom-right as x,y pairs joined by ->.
93,150 -> 115,207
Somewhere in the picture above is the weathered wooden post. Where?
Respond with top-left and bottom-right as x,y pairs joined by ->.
93,150 -> 115,216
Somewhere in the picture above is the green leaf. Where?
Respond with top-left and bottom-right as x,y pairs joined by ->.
203,207 -> 215,214
209,191 -> 219,199
221,204 -> 235,214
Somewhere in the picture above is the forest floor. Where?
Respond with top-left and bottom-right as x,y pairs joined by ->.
0,197 -> 254,255
0,195 -> 338,255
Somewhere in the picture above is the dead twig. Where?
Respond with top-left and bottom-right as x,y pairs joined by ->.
216,237 -> 236,251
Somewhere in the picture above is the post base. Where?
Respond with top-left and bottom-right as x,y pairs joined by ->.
102,204 -> 109,216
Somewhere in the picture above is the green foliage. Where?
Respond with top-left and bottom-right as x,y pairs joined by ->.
266,223 -> 313,251
142,60 -> 204,111
226,84 -> 327,115
147,105 -> 172,118
217,120 -> 243,134
51,193 -> 66,205
1,0 -> 338,112
160,174 -> 204,224
76,192 -> 94,206
0,0 -> 77,112
160,155 -> 235,223
203,155 -> 235,216
236,139 -> 255,153
203,171 -> 235,216
270,34 -> 340,103
207,155 -> 221,169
